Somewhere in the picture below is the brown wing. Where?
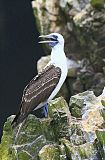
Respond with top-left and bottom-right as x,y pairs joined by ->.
12,65 -> 61,127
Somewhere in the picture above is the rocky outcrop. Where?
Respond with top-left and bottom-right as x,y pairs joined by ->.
1,88 -> 105,159
0,97 -> 71,160
32,0 -> 105,60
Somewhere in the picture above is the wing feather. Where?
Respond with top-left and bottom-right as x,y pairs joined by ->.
12,65 -> 61,127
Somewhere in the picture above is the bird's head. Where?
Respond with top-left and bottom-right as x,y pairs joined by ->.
39,33 -> 64,48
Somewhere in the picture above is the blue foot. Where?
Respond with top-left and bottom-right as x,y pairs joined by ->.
42,103 -> 48,118
32,103 -> 48,118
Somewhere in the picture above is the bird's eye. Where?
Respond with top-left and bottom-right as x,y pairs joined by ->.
52,35 -> 58,39
50,38 -> 58,41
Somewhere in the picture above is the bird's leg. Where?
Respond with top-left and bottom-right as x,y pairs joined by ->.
42,103 -> 48,118
32,103 -> 48,118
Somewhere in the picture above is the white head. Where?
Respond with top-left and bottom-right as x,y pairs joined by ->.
39,33 -> 64,48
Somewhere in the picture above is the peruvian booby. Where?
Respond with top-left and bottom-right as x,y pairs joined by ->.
12,33 -> 68,128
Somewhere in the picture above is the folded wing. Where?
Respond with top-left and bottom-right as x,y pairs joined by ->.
12,65 -> 61,127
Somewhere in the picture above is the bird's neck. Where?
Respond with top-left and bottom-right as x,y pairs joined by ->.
51,44 -> 66,67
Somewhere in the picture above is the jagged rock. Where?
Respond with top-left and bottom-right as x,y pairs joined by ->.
69,91 -> 96,117
0,116 -> 15,160
0,115 -> 49,160
91,0 -> 105,8
91,73 -> 105,96
73,4 -> 105,72
72,78 -> 84,94
32,0 -> 105,61
69,90 -> 104,134
67,58 -> 81,78
48,97 -> 71,141
0,97 -> 71,160
57,83 -> 70,103
69,88 -> 105,152
96,129 -> 105,146
96,129 -> 105,159
37,55 -> 51,73
60,139 -> 99,160
101,100 -> 105,107
39,144 -> 66,160
1,89 -> 105,159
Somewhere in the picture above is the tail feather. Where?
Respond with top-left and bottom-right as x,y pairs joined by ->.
11,111 -> 20,129
11,110 -> 26,129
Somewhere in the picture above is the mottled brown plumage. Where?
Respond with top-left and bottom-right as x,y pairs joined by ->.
12,65 -> 61,128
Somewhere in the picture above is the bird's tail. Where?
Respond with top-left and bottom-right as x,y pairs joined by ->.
11,111 -> 20,129
11,108 -> 26,129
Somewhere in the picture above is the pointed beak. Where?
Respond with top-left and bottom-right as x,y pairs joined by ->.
38,34 -> 58,44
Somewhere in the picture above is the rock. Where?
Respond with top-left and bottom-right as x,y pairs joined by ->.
48,97 -> 71,141
77,142 -> 98,159
0,97 -> 71,160
72,78 -> 84,94
69,90 -> 105,143
101,100 -> 105,107
65,76 -> 84,96
1,89 -> 105,159
57,83 -> 70,102
96,129 -> 105,159
91,0 -> 105,9
69,121 -> 87,145
60,139 -> 99,160
0,115 -> 49,160
0,116 -> 15,160
92,73 -> 105,96
96,129 -> 105,146
37,55 -> 50,73
69,90 -> 97,117
67,58 -> 80,78
39,144 -> 66,160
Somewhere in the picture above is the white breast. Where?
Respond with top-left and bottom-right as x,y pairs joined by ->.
48,53 -> 68,101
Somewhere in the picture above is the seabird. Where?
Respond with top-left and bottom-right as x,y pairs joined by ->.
12,33 -> 68,128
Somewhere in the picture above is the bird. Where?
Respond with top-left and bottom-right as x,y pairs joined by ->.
11,33 -> 68,128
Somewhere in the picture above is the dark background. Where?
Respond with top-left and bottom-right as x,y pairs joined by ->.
0,0 -> 44,138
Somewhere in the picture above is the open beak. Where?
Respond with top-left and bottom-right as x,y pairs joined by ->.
38,35 -> 57,44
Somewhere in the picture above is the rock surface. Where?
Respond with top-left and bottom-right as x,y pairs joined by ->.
0,97 -> 71,160
1,89 -> 105,159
